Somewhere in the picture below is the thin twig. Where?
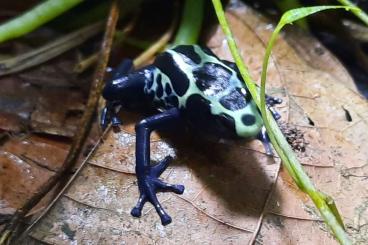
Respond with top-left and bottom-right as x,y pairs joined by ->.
249,161 -> 281,245
177,195 -> 254,233
63,194 -> 121,215
74,17 -> 137,73
133,7 -> 178,67
0,21 -> 104,76
16,10 -> 180,241
88,161 -> 135,175
0,1 -> 120,244
267,211 -> 323,221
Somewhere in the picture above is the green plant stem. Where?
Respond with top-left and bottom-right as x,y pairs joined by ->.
211,1 -> 351,244
173,0 -> 204,45
337,0 -> 368,25
261,23 -> 349,245
0,0 -> 84,44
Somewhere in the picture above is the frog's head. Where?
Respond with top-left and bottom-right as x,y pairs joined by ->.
102,66 -> 154,108
101,64 -> 154,129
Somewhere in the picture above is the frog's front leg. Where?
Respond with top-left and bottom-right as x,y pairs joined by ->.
100,101 -> 122,129
100,59 -> 134,129
131,108 -> 184,225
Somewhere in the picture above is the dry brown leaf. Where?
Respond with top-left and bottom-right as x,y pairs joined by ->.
0,55 -> 87,136
0,134 -> 69,218
25,2 -> 367,244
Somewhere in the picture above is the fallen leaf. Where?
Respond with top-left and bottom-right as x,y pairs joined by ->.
25,1 -> 368,244
0,56 -> 87,136
0,134 -> 70,219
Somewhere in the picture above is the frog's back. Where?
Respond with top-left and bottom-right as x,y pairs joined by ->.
145,45 -> 263,138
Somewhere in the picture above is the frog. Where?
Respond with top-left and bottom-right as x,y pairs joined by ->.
101,44 -> 282,226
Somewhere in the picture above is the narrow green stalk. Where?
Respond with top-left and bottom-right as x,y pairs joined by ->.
259,8 -> 351,243
337,0 -> 368,25
211,1 -> 353,244
173,0 -> 204,45
0,0 -> 84,44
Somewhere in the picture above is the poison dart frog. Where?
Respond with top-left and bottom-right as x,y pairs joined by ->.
101,45 -> 281,225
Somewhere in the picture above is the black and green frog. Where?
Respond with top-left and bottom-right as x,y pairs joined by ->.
101,45 -> 281,225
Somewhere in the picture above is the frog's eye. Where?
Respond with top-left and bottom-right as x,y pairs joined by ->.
112,59 -> 134,79
241,114 -> 256,126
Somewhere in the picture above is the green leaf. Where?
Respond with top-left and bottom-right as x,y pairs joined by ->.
279,6 -> 358,26
0,0 -> 84,44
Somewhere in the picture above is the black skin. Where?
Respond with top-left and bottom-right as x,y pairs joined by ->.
101,54 -> 281,226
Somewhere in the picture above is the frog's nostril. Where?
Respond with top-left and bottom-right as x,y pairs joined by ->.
102,83 -> 120,100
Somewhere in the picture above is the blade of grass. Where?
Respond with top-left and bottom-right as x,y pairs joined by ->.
336,0 -> 368,26
211,1 -> 355,244
0,21 -> 103,76
0,0 -> 84,44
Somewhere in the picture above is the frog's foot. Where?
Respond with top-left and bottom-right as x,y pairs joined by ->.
266,95 -> 282,107
100,104 -> 122,129
131,156 -> 185,225
257,126 -> 273,155
266,95 -> 282,120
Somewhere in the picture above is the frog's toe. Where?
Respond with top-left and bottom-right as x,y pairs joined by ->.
274,97 -> 282,104
111,116 -> 122,126
131,158 -> 185,225
269,107 -> 281,120
130,207 -> 142,217
131,194 -> 147,217
100,107 -> 111,129
151,156 -> 173,177
150,156 -> 185,194
160,214 -> 172,226
266,96 -> 282,107
154,179 -> 185,194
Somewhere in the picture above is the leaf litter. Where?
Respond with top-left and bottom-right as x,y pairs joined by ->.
0,21 -> 94,229
15,1 -> 368,244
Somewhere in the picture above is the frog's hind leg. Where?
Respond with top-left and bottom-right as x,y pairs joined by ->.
131,108 -> 184,225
